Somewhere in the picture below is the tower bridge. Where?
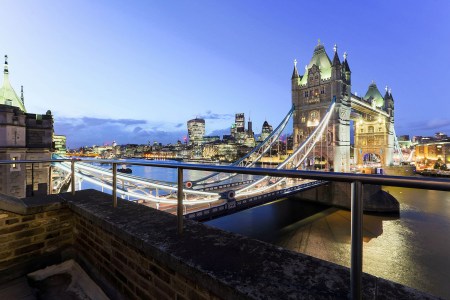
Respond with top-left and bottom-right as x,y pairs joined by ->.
42,41 -> 405,211
292,41 -> 398,172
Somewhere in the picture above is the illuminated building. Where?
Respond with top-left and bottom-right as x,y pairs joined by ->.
52,134 -> 67,155
187,118 -> 205,145
259,120 -> 273,141
232,113 -> 246,144
291,41 -> 395,171
0,55 -> 53,198
415,133 -> 450,168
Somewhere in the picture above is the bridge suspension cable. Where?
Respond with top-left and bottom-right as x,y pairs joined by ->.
51,99 -> 336,203
392,127 -> 404,163
53,160 -> 222,205
192,105 -> 295,186
236,97 -> 336,196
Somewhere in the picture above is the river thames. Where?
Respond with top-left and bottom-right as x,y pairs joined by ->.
81,162 -> 450,298
206,186 -> 450,299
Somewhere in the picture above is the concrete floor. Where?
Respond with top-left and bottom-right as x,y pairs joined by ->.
0,277 -> 36,300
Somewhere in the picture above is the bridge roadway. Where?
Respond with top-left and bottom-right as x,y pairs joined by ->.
52,157 -> 328,218
181,179 -> 327,221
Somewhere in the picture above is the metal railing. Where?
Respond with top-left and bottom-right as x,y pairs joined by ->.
1,158 -> 450,299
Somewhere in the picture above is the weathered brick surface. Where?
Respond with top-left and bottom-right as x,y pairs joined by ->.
0,207 -> 73,273
0,189 -> 441,300
73,212 -> 219,300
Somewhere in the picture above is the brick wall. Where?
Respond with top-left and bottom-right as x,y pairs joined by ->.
0,207 -> 73,278
73,213 -> 220,300
0,190 -> 433,299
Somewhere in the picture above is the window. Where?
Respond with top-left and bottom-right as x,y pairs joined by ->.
5,99 -> 12,106
320,87 -> 325,94
10,156 -> 20,171
368,126 -> 374,133
360,128 -> 364,133
304,91 -> 309,97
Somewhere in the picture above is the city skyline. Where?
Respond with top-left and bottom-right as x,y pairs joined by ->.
1,1 -> 449,147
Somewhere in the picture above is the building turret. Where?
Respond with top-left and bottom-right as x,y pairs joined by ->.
21,85 -> 24,105
384,86 -> 394,118
363,81 -> 384,108
0,55 -> 26,112
331,44 -> 341,80
342,52 -> 351,85
291,59 -> 300,80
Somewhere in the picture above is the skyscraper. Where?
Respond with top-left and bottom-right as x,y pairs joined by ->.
187,118 -> 205,145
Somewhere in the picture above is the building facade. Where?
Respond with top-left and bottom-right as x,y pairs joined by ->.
291,42 -> 395,171
0,55 -> 53,198
187,118 -> 205,146
52,134 -> 67,155
259,121 -> 273,142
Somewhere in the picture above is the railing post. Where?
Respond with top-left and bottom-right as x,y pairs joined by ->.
177,167 -> 183,234
31,163 -> 35,196
112,163 -> 117,207
351,181 -> 363,300
71,160 -> 75,195
48,165 -> 53,194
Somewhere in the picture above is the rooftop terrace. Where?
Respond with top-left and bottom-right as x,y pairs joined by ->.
0,187 -> 443,299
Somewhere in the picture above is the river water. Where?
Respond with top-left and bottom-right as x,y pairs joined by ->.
206,187 -> 450,299
79,162 -> 450,298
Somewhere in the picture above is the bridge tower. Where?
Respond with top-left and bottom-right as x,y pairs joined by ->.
292,42 -> 351,172
352,83 -> 396,167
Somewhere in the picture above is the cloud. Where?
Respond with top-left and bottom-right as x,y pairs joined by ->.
208,127 -> 231,137
397,118 -> 450,135
80,117 -> 147,126
197,110 -> 233,120
175,123 -> 183,128
54,116 -> 186,148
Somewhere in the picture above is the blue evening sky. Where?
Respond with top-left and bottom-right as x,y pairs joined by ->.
1,0 -> 449,147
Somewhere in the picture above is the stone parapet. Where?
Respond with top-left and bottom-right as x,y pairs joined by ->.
0,193 -> 73,282
0,189 -> 439,299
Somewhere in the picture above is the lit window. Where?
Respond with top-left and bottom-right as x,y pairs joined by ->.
10,157 -> 19,170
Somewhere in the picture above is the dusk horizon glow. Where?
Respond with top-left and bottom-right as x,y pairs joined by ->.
2,1 -> 449,148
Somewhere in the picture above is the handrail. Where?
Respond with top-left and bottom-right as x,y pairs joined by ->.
1,157 -> 449,300
1,158 -> 449,191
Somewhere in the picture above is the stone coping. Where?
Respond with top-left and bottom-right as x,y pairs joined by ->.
0,193 -> 66,215
58,189 -> 438,300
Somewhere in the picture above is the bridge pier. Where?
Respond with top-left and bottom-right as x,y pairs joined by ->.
290,182 -> 399,214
